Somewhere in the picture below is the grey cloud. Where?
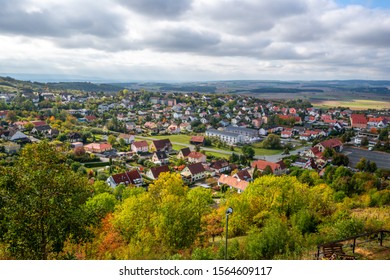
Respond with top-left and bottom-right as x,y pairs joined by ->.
0,0 -> 126,39
144,26 -> 220,52
116,0 -> 193,18
197,0 -> 308,35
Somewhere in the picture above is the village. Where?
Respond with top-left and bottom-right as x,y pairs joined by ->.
0,89 -> 389,194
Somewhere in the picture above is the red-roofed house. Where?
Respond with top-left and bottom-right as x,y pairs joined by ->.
251,160 -> 286,175
350,114 -> 367,129
84,143 -> 112,153
190,135 -> 205,146
131,141 -> 149,153
106,169 -> 143,187
187,151 -> 207,163
218,174 -> 249,193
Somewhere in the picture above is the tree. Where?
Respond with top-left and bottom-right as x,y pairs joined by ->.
107,135 -> 117,146
241,145 -> 255,159
262,134 -> 282,149
6,111 -> 17,123
332,153 -> 349,166
0,141 -> 91,259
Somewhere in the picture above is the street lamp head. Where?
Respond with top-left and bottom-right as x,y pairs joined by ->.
226,207 -> 233,215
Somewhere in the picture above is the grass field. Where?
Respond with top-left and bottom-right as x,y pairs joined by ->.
203,151 -> 230,159
152,134 -> 192,144
312,99 -> 390,110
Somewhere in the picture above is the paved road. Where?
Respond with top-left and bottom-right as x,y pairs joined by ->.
343,147 -> 390,170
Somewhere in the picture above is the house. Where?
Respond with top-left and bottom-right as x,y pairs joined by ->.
167,124 -> 180,134
190,135 -> 205,146
3,142 -> 21,154
179,122 -> 191,132
150,139 -> 172,153
210,159 -> 231,174
106,169 -> 143,188
68,132 -> 82,143
84,143 -> 112,153
118,133 -> 135,144
146,165 -> 170,180
350,114 -> 367,129
252,118 -> 262,128
84,115 -> 97,122
187,151 -> 207,163
233,169 -> 252,182
218,174 -> 249,193
251,159 -> 286,175
131,141 -> 149,153
177,147 -> 191,159
281,130 -> 293,139
31,124 -> 51,135
181,162 -> 207,183
305,138 -> 343,159
151,151 -> 169,165
315,138 -> 343,153
9,131 -> 30,143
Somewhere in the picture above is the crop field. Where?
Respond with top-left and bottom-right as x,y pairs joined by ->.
312,99 -> 390,110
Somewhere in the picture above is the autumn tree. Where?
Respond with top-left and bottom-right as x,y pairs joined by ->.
0,141 -> 92,259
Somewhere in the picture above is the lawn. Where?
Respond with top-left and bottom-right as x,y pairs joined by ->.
253,147 -> 281,156
153,134 -> 192,144
203,151 -> 230,159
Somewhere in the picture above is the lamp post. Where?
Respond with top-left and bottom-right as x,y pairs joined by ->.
225,207 -> 233,260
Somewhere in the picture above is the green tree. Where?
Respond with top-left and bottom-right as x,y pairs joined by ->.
241,145 -> 255,159
0,141 -> 91,259
107,135 -> 117,146
85,192 -> 117,225
262,134 -> 282,149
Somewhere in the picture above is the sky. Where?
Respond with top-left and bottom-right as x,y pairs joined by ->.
0,0 -> 390,82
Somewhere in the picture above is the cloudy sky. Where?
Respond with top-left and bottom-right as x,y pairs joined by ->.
1,0 -> 390,81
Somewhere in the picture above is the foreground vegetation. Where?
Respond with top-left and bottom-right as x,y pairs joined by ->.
0,142 -> 389,260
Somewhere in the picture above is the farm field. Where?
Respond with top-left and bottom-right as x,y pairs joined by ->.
312,99 -> 390,110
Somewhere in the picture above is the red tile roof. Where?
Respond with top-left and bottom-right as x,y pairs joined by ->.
132,140 -> 148,148
218,174 -> 249,192
251,160 -> 283,173
188,151 -> 205,159
190,136 -> 205,143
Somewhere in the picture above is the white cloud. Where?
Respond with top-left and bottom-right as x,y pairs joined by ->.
0,0 -> 390,80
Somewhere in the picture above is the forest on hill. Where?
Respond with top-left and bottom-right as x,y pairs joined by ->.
0,142 -> 389,260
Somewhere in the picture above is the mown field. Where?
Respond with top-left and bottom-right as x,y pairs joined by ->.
312,99 -> 390,110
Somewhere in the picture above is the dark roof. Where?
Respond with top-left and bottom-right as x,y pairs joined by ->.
150,165 -> 170,179
152,139 -> 172,151
111,170 -> 142,185
234,169 -> 252,181
179,147 -> 191,157
187,162 -> 206,175
33,125 -> 51,131
154,151 -> 168,160
210,159 -> 230,170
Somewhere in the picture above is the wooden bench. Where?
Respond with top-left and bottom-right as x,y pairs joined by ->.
321,243 -> 355,260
